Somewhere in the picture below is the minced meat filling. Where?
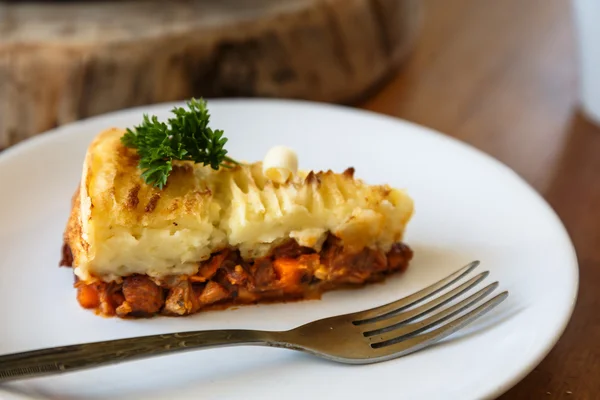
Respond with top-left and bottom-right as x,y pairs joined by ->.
69,235 -> 413,318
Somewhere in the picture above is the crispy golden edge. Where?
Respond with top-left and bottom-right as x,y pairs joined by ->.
64,187 -> 81,256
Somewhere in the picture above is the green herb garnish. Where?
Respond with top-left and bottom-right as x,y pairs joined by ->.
121,98 -> 238,189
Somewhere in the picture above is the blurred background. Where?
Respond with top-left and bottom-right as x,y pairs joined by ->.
1,0 -> 599,398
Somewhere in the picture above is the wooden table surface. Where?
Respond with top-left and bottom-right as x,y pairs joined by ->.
361,0 -> 598,398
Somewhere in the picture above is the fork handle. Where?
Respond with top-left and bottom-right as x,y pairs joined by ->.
0,329 -> 285,383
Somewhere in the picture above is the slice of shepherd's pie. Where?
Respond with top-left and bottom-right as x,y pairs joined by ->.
60,99 -> 414,318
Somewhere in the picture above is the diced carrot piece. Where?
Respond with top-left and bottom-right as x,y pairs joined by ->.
77,285 -> 100,309
273,255 -> 319,292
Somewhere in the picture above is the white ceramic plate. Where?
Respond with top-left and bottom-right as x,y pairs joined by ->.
0,100 -> 578,400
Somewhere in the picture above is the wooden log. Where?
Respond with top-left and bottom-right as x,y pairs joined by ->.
0,0 -> 420,148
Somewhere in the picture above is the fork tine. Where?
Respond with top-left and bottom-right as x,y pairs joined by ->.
353,260 -> 480,324
369,291 -> 509,360
362,272 -> 491,335
366,282 -> 499,342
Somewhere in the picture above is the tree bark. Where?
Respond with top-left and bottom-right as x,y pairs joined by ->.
0,0 -> 420,148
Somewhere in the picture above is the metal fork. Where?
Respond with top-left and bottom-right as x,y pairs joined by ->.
0,261 -> 507,382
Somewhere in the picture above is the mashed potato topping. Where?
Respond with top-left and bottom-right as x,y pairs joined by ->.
66,128 -> 414,283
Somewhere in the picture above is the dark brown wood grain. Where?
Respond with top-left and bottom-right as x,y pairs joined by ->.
361,0 -> 599,398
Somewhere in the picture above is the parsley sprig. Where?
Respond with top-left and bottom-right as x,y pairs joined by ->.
121,98 -> 237,189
